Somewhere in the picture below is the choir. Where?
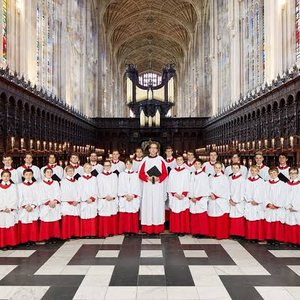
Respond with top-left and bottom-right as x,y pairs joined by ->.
0,149 -> 300,251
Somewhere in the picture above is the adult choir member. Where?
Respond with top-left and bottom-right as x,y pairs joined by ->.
139,142 -> 168,234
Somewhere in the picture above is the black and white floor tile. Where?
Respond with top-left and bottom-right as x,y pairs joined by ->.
0,234 -> 300,299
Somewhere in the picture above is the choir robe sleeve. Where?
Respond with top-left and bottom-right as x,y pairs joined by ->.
190,173 -> 210,199
118,172 -> 141,198
158,161 -> 168,183
78,177 -> 98,202
210,176 -> 230,200
167,169 -> 190,195
138,161 -> 148,182
0,185 -> 18,211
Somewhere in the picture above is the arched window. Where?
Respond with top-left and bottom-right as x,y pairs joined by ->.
139,72 -> 162,87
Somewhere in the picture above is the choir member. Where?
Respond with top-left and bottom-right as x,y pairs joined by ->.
132,147 -> 144,172
89,152 -> 103,177
264,167 -> 288,245
285,167 -> 300,246
17,169 -> 40,245
277,153 -> 290,182
165,146 -> 177,172
202,151 -> 225,176
250,152 -> 269,181
183,151 -> 196,173
118,158 -> 141,234
38,168 -> 61,243
189,159 -> 210,237
139,142 -> 168,234
244,165 -> 266,242
207,162 -> 230,239
167,155 -> 190,234
17,153 -> 41,182
60,165 -> 81,239
40,154 -> 64,182
224,153 -> 248,179
110,150 -> 125,176
97,160 -> 118,237
78,163 -> 98,238
164,146 -> 176,223
0,170 -> 18,249
1,154 -> 19,184
69,154 -> 84,180
228,163 -> 246,238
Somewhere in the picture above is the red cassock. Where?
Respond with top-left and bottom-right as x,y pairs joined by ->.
78,175 -> 98,237
167,166 -> 191,234
38,180 -> 61,241
0,183 -> 18,247
264,178 -> 288,242
60,177 -> 81,239
244,176 -> 266,241
228,174 -> 246,237
189,170 -> 210,236
97,172 -> 119,237
285,180 -> 300,245
118,170 -> 141,234
208,173 -> 230,239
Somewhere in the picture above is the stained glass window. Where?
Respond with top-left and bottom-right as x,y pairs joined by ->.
2,0 -> 7,63
244,0 -> 264,92
296,0 -> 300,61
36,0 -> 55,92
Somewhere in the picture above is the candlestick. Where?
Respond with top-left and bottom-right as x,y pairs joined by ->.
290,136 -> 294,148
271,138 -> 275,149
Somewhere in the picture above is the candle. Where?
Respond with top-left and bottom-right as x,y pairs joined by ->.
271,138 -> 275,148
37,140 -> 40,150
11,137 -> 15,150
20,138 -> 24,149
43,141 -> 46,150
264,139 -> 268,149
30,139 -> 33,149
280,137 -> 284,148
258,140 -> 261,149
290,136 -> 294,148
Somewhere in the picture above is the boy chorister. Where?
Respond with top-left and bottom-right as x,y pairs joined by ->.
167,155 -> 190,234
264,167 -> 288,244
17,153 -> 41,182
285,167 -> 300,245
110,150 -> 125,176
69,154 -> 84,180
202,151 -> 225,176
277,153 -> 290,182
244,165 -> 266,241
251,152 -> 269,181
165,146 -> 177,172
189,159 -> 210,237
89,152 -> 103,177
97,160 -> 118,237
60,165 -> 81,239
208,162 -> 230,239
1,155 -> 19,184
0,170 -> 18,249
41,154 -> 64,182
183,151 -> 196,173
228,163 -> 246,238
78,163 -> 98,238
38,168 -> 61,242
132,147 -> 144,172
17,169 -> 40,245
225,154 -> 248,179
118,158 -> 141,234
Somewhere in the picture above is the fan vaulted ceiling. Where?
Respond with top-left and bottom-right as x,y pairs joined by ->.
102,0 -> 199,73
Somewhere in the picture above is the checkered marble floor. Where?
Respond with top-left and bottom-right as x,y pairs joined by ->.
0,234 -> 300,299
